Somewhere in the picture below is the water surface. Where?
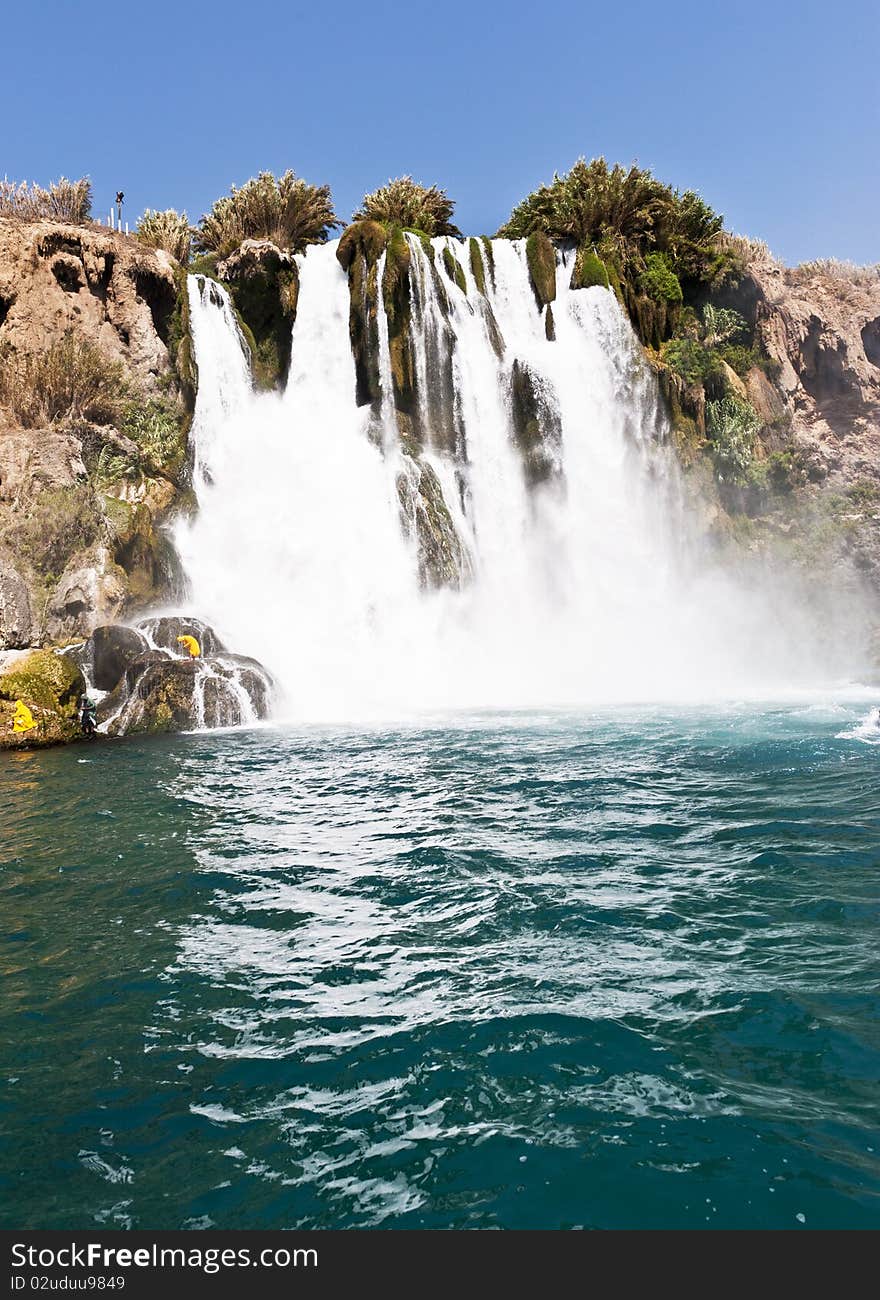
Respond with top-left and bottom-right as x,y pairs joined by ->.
2,703 -> 879,1228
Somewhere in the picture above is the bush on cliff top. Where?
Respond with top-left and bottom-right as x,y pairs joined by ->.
353,177 -> 461,237
136,209 -> 192,264
0,177 -> 93,224
0,334 -> 128,428
498,157 -> 725,288
196,171 -> 339,257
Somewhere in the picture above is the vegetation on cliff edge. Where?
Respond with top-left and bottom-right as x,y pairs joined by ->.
353,177 -> 461,237
136,208 -> 192,264
197,171 -> 339,257
0,177 -> 92,224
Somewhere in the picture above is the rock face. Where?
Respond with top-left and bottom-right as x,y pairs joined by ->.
508,360 -> 563,487
0,218 -> 178,390
396,460 -> 471,589
0,217 -> 189,644
701,252 -> 880,590
44,550 -> 128,643
0,555 -> 36,648
723,252 -> 880,485
0,425 -> 87,500
99,650 -> 274,736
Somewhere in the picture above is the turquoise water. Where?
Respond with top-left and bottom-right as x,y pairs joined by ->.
2,702 -> 879,1230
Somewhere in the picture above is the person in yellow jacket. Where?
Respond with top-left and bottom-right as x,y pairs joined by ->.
10,700 -> 35,733
177,635 -> 201,659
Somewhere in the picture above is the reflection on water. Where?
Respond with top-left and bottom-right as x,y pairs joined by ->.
2,703 -> 880,1228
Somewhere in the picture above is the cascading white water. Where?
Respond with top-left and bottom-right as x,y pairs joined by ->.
175,238 -> 863,721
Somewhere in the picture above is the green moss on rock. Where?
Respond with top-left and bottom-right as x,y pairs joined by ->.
397,460 -> 470,589
382,225 -> 412,325
442,245 -> 467,294
480,236 -> 495,288
0,648 -> 85,747
469,238 -> 486,295
336,220 -> 387,271
571,247 -> 610,290
525,231 -> 557,307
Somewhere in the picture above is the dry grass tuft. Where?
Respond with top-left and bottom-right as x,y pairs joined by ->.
0,334 -> 128,428
136,208 -> 192,263
0,176 -> 93,224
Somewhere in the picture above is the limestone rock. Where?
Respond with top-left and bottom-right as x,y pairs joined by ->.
45,550 -> 127,642
0,555 -> 36,648
0,426 -> 87,501
508,360 -> 563,486
0,217 -> 178,392
75,623 -> 150,691
99,650 -> 274,736
397,459 -> 471,589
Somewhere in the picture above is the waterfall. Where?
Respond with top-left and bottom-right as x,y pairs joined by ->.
175,238 -> 856,720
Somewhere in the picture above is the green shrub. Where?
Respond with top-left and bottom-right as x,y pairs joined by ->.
702,303 -> 745,346
846,479 -> 880,509
197,170 -> 338,257
119,398 -> 184,477
498,157 -> 725,286
661,337 -> 723,387
765,450 -> 800,493
641,252 -> 682,303
706,396 -> 762,478
353,176 -> 460,237
136,209 -> 192,263
0,334 -> 128,427
718,343 -> 758,377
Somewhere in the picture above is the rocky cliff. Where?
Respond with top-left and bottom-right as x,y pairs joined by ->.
698,248 -> 880,589
0,217 -> 189,651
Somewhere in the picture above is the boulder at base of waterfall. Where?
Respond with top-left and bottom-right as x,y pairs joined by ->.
98,652 -> 273,737
70,624 -> 151,691
135,616 -> 226,656
0,648 -> 85,748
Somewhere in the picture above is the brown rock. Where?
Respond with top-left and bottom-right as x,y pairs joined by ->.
0,217 -> 179,392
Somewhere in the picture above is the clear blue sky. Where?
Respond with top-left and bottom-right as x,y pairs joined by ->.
3,0 -> 877,264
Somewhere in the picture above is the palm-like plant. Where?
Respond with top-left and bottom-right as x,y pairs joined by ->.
196,171 -> 339,257
353,177 -> 461,237
136,208 -> 192,263
498,157 -> 723,284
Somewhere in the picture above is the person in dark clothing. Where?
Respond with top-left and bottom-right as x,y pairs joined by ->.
80,695 -> 98,737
